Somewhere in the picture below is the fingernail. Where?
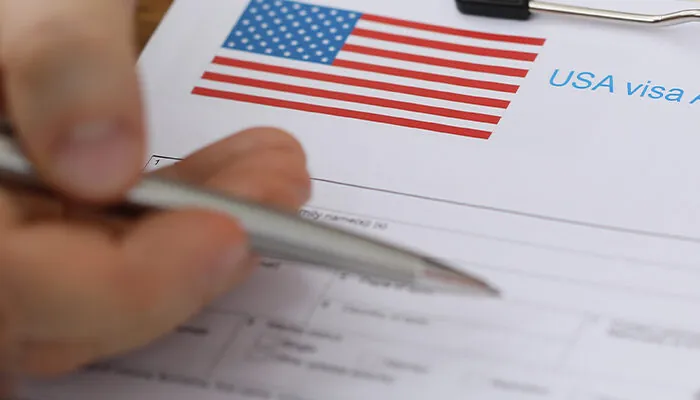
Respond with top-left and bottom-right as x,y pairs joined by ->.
52,119 -> 140,198
205,246 -> 249,298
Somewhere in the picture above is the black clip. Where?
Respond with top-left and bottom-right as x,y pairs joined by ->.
456,0 -> 531,20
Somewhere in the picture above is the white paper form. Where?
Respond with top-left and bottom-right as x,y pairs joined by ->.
16,0 -> 700,399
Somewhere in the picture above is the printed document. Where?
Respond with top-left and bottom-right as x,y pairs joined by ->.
17,0 -> 700,399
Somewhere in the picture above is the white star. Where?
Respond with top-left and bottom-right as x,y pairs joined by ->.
335,35 -> 343,40
228,41 -> 235,47
349,13 -> 357,18
322,39 -> 329,44
284,51 -> 291,56
267,30 -> 274,35
241,38 -> 249,43
300,10 -> 307,16
316,50 -> 323,55
279,44 -> 286,49
298,29 -> 306,34
318,13 -> 326,19
273,18 -> 281,24
280,26 -> 287,32
268,11 -> 276,16
265,48 -> 273,53
247,45 -> 255,50
311,25 -> 318,30
286,14 -> 294,19
323,20 -> 331,26
261,41 -> 268,46
254,34 -> 261,39
336,16 -> 344,22
330,10 -> 337,15
311,7 -> 320,12
242,19 -> 250,25
306,17 -> 313,23
304,36 -> 311,41
293,4 -> 301,9
262,4 -> 270,10
297,48 -> 304,52
317,32 -> 324,38
329,46 -> 336,51
272,37 -> 280,42
274,0 -> 282,5
310,43 -> 317,48
303,54 -> 310,60
235,30 -> 243,36
291,40 -> 298,45
250,7 -> 258,13
330,28 -> 337,33
342,23 -> 350,29
281,7 -> 288,12
292,21 -> 300,27
285,33 -> 293,38
321,57 -> 329,62
248,27 -> 256,32
261,23 -> 269,28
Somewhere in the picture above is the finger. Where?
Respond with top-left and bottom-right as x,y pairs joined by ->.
0,188 -> 17,227
155,127 -> 311,211
0,209 -> 252,374
0,293 -> 19,396
156,127 -> 307,184
0,187 -> 65,224
0,0 -> 144,202
18,255 -> 261,377
205,149 -> 311,212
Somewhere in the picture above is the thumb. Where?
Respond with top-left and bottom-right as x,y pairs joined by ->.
0,0 -> 144,201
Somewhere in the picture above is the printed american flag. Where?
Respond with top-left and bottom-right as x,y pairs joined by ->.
191,0 -> 546,140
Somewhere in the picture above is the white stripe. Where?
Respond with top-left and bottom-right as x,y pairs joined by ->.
214,49 -> 517,100
345,35 -> 532,70
355,19 -> 544,54
194,78 -> 497,132
336,50 -> 525,86
204,62 -> 508,116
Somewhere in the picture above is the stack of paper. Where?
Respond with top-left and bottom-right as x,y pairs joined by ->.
18,0 -> 700,399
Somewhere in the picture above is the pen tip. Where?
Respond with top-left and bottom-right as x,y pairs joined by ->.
420,258 -> 500,297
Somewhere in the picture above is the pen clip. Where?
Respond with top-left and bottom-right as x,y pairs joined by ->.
456,0 -> 700,26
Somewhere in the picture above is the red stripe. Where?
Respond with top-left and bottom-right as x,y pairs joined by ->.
361,14 -> 546,46
192,87 -> 492,140
342,44 -> 529,78
213,56 -> 515,99
352,28 -> 538,62
332,59 -> 519,93
202,71 -> 500,124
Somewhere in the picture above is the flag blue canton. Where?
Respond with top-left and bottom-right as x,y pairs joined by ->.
223,0 -> 362,65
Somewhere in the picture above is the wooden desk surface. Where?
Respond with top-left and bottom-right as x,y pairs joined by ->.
136,0 -> 173,52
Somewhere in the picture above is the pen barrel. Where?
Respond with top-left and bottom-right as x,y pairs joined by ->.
127,178 -> 427,283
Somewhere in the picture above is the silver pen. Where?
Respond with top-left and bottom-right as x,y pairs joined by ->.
0,130 -> 498,297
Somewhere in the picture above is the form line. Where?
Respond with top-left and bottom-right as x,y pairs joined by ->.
146,155 -> 700,244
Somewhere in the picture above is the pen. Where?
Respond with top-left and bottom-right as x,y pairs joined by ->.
0,130 -> 499,297
457,0 -> 700,25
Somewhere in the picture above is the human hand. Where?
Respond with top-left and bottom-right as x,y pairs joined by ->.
0,127 -> 311,379
0,0 -> 311,390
